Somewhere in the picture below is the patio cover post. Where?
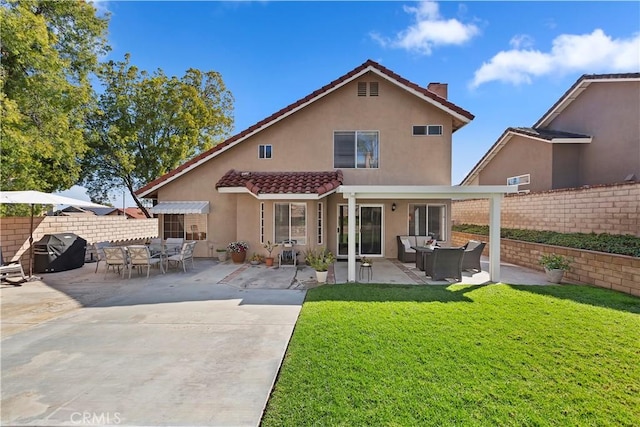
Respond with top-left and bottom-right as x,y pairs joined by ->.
489,194 -> 502,282
347,193 -> 356,282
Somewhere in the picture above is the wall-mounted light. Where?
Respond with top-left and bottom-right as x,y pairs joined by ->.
391,202 -> 396,212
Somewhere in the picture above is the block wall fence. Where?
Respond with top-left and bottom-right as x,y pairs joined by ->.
452,231 -> 640,297
1,216 -> 158,268
452,182 -> 640,236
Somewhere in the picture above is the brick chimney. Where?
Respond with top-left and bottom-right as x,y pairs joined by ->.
427,82 -> 448,99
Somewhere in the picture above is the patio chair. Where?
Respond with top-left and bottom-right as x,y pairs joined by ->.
103,246 -> 129,278
426,247 -> 464,282
127,245 -> 163,278
165,238 -> 184,255
461,240 -> 486,272
278,240 -> 297,268
167,241 -> 196,273
92,242 -> 111,273
396,236 -> 416,263
0,247 -> 27,283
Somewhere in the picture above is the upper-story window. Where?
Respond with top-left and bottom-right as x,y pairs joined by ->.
334,131 -> 379,169
259,144 -> 272,159
413,125 -> 443,136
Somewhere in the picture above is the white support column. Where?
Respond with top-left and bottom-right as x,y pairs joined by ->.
489,194 -> 502,282
348,194 -> 357,282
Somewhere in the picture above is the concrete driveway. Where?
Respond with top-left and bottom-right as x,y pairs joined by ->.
1,261 -> 305,426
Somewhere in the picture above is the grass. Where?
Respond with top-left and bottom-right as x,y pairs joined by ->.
262,284 -> 640,426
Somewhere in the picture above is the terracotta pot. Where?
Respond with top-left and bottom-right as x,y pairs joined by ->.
231,251 -> 246,264
265,257 -> 274,267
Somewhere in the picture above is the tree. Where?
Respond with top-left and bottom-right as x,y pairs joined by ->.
0,0 -> 109,194
82,54 -> 234,216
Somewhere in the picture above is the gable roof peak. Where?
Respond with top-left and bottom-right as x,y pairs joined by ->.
136,60 -> 473,198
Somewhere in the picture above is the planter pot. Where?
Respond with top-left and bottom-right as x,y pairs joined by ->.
230,251 -> 246,264
545,268 -> 565,284
265,257 -> 274,267
217,251 -> 227,262
315,270 -> 328,283
250,260 -> 260,265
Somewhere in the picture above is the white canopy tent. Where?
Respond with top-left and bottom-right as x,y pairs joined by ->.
0,191 -> 108,278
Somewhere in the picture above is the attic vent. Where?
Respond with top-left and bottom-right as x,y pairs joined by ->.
369,82 -> 379,96
357,82 -> 367,96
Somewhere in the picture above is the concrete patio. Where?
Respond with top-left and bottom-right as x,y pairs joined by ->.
1,256 -> 550,426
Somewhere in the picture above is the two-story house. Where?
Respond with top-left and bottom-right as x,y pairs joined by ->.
136,60 -> 514,281
460,73 -> 640,191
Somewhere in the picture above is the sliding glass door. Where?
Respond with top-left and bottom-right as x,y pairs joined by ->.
337,204 -> 383,257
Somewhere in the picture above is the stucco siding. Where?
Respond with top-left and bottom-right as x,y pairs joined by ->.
547,81 -> 640,186
479,135 -> 553,192
153,70 -> 463,255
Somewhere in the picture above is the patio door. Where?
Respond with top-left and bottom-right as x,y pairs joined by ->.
337,204 -> 383,257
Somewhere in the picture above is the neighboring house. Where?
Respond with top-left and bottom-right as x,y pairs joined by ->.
53,206 -> 147,219
461,73 -> 640,192
136,60 -> 513,281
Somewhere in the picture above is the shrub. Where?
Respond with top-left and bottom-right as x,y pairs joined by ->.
452,224 -> 640,257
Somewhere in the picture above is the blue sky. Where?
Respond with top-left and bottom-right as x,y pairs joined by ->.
62,0 -> 640,206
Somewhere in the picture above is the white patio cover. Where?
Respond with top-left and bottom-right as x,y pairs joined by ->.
149,201 -> 210,214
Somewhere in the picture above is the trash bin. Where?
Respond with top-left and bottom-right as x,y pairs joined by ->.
34,233 -> 87,273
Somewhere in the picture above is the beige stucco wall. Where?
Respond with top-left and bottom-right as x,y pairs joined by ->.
153,71 -> 462,257
478,134 -> 554,192
546,81 -> 640,186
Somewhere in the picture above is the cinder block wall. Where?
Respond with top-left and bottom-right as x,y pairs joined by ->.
453,231 -> 640,296
1,216 -> 158,267
452,182 -> 640,236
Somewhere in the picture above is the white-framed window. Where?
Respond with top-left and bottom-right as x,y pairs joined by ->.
274,202 -> 306,245
260,202 -> 265,244
408,204 -> 446,241
507,174 -> 530,186
413,125 -> 443,136
317,202 -> 323,245
259,144 -> 272,159
163,214 -> 207,240
334,130 -> 379,169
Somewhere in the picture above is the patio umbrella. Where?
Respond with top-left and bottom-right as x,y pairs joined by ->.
0,191 -> 108,279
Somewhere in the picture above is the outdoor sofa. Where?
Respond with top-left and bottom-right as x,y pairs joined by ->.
396,235 -> 436,263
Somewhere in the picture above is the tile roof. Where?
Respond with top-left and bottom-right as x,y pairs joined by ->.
136,59 -> 473,198
509,127 -> 591,141
216,170 -> 344,195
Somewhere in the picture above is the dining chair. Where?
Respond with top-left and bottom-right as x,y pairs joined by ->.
127,245 -> 163,278
103,246 -> 129,278
167,241 -> 196,273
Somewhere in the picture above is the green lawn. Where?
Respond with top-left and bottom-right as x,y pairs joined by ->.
262,284 -> 640,426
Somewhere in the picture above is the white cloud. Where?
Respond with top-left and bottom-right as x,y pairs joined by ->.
471,29 -> 640,88
371,1 -> 479,55
509,34 -> 534,49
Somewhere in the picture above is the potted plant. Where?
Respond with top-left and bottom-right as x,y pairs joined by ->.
539,253 -> 571,283
227,241 -> 249,263
216,248 -> 227,262
360,256 -> 373,266
307,247 -> 335,283
249,253 -> 264,265
263,241 -> 279,267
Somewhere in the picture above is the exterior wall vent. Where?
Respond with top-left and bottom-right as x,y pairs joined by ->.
369,82 -> 379,96
357,82 -> 367,97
